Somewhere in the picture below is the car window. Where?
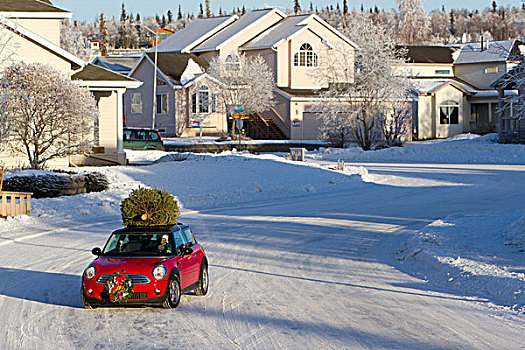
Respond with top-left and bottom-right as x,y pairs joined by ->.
123,130 -> 131,141
134,130 -> 147,140
181,228 -> 196,247
102,232 -> 174,256
149,131 -> 160,141
172,230 -> 185,254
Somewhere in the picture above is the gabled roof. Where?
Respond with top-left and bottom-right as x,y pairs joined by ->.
131,52 -> 209,87
0,16 -> 84,68
0,0 -> 71,17
242,14 -> 357,51
412,78 -> 477,95
451,39 -> 521,65
400,45 -> 455,64
193,8 -> 286,53
92,56 -> 141,76
72,63 -> 136,82
154,15 -> 237,53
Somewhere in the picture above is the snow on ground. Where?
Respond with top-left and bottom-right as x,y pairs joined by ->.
1,133 -> 525,348
310,133 -> 525,164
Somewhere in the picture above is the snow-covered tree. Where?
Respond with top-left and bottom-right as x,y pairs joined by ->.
207,54 -> 275,116
60,20 -> 92,61
396,0 -> 429,44
0,63 -> 99,169
314,13 -> 411,149
99,13 -> 109,56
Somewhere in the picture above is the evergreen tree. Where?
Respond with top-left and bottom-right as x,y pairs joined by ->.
294,0 -> 301,13
242,6 -> 246,15
121,187 -> 181,227
167,10 -> 173,23
177,5 -> 183,20
206,0 -> 212,17
219,7 -> 223,15
99,13 -> 109,56
449,9 -> 456,35
336,3 -> 340,12
161,14 -> 167,27
120,3 -> 127,22
310,2 -> 314,13
343,0 -> 348,14
198,4 -> 204,18
492,1 -> 497,13
136,13 -> 141,23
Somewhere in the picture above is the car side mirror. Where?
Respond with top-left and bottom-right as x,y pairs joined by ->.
182,247 -> 193,257
92,247 -> 102,256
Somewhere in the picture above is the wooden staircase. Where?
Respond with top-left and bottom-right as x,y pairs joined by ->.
246,113 -> 288,140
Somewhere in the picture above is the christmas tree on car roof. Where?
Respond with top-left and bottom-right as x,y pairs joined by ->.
121,187 -> 180,227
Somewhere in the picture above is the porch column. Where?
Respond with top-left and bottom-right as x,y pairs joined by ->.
117,89 -> 124,153
488,102 -> 492,122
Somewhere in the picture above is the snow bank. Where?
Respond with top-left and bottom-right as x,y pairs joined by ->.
311,134 -> 525,164
396,211 -> 525,312
503,215 -> 525,249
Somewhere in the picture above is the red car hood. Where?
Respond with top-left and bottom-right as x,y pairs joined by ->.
92,257 -> 170,275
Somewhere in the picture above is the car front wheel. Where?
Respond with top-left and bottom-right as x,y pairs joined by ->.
195,263 -> 209,296
162,277 -> 181,309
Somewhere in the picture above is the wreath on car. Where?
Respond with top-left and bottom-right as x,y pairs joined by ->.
105,272 -> 135,303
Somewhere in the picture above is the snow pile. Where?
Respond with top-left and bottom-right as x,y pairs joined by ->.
311,134 -> 525,164
396,211 -> 525,312
503,215 -> 525,250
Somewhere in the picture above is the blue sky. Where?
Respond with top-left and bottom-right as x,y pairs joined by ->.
52,0 -> 523,22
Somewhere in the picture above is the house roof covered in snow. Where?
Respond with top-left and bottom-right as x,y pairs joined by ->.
153,15 -> 237,53
193,8 -> 286,53
92,56 -> 141,76
242,14 -> 357,51
0,0 -> 70,14
451,39 -> 521,65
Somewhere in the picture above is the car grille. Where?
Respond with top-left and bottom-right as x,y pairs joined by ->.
96,274 -> 151,284
99,292 -> 148,300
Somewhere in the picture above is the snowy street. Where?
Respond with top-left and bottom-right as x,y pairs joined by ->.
0,136 -> 524,349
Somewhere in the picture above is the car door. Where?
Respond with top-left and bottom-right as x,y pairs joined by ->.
172,230 -> 193,289
181,227 -> 202,283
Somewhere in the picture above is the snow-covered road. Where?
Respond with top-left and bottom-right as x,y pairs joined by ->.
0,154 -> 524,349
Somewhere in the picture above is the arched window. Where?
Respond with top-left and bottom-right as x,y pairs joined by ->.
440,100 -> 459,124
293,43 -> 318,67
225,54 -> 240,71
198,85 -> 209,113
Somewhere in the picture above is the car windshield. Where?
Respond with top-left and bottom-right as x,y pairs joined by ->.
102,232 -> 175,256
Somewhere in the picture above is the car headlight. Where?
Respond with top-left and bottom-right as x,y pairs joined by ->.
152,265 -> 167,280
85,266 -> 96,279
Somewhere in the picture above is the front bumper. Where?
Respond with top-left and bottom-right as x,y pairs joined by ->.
82,278 -> 169,306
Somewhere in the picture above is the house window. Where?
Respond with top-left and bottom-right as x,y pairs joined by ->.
131,92 -> 142,113
435,69 -> 450,75
191,93 -> 197,113
293,43 -> 318,67
211,94 -> 217,113
198,85 -> 209,113
484,67 -> 498,74
440,100 -> 459,124
225,54 -> 240,71
156,93 -> 168,114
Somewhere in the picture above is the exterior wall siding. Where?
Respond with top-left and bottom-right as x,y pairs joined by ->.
11,18 -> 61,46
454,62 -> 506,90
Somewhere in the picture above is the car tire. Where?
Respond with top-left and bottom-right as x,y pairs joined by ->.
194,263 -> 209,296
162,276 -> 181,309
81,286 -> 95,309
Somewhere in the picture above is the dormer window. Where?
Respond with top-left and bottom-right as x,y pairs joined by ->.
294,43 -> 318,67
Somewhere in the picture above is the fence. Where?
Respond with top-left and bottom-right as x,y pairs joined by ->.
0,191 -> 31,217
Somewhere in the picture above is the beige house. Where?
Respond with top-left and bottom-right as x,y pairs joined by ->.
0,0 -> 141,167
121,52 -> 227,137
153,9 -> 357,140
400,42 -> 522,140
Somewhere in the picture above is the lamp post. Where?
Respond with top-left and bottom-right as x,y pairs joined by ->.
141,25 -> 159,129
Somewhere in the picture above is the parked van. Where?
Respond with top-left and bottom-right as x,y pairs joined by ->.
123,128 -> 164,151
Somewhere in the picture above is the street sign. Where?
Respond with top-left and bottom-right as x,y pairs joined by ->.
233,106 -> 244,114
233,113 -> 245,119
235,118 -> 244,131
292,119 -> 301,127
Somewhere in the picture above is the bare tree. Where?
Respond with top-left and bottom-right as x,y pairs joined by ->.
207,54 -> 274,116
315,13 -> 411,150
0,63 -> 99,169
396,0 -> 429,44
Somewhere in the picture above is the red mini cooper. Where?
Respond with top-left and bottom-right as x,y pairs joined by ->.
81,224 -> 208,309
